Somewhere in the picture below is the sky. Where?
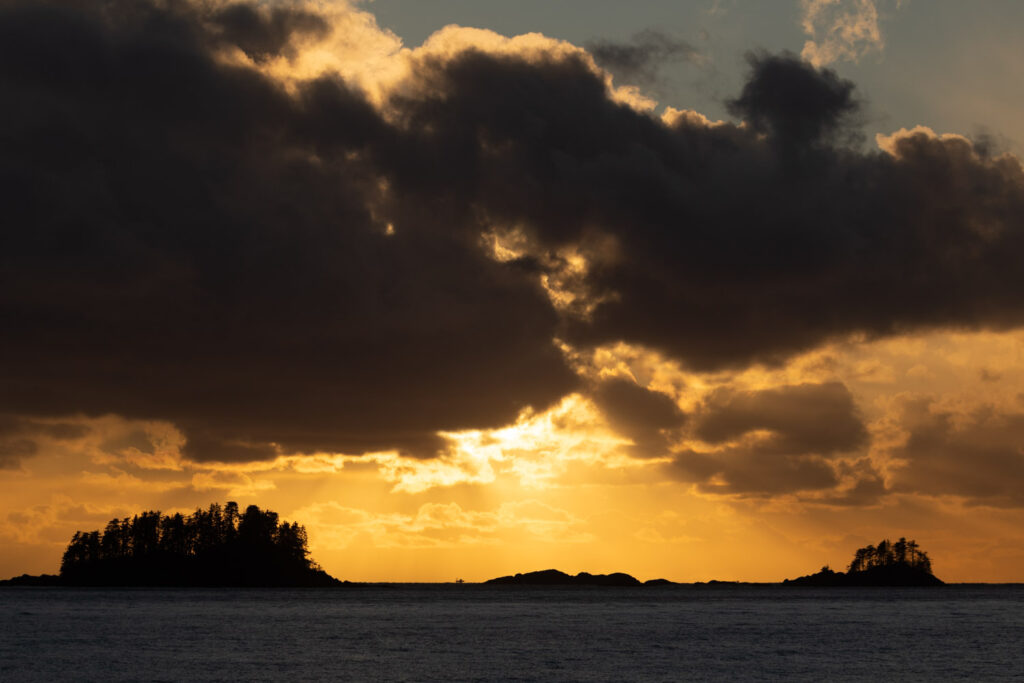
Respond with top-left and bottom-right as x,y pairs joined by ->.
3,0 -> 1024,583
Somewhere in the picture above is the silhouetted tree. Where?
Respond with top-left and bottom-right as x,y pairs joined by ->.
893,537 -> 907,565
160,513 -> 188,556
131,511 -> 161,557
848,546 -> 869,573
224,501 -> 240,540
239,504 -> 279,548
277,522 -> 310,564
876,539 -> 892,566
101,519 -> 125,559
917,550 -> 932,574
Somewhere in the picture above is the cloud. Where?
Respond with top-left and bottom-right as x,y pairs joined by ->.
667,382 -> 868,496
799,0 -> 898,67
694,382 -> 868,456
590,378 -> 686,457
4,0 -> 1024,469
816,459 -> 887,506
190,470 -> 275,497
586,30 -> 701,85
211,2 -> 330,63
0,415 -> 89,469
889,399 -> 1024,506
395,46 -> 1024,372
1,495 -> 130,545
670,448 -> 839,496
0,438 -> 36,470
726,51 -> 861,150
0,0 -> 576,461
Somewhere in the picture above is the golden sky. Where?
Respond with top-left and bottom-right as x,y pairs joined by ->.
3,0 -> 1024,583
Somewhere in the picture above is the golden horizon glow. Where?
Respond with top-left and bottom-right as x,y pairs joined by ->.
6,329 -> 1024,582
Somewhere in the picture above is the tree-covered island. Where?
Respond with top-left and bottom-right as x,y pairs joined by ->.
785,537 -> 943,586
8,502 -> 341,587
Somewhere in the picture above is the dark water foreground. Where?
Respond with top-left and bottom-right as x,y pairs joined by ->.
2,585 -> 1023,681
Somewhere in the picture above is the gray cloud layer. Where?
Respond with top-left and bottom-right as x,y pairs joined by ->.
3,1 -> 1024,466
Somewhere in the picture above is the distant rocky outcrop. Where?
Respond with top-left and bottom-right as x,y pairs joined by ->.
642,578 -> 676,586
784,537 -> 944,587
486,569 -> 669,586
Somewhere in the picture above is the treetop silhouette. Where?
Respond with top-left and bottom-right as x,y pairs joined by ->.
847,537 -> 932,574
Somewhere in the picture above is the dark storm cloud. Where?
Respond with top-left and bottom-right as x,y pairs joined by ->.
589,379 -> 686,457
663,383 -> 866,496
21,0 -> 329,62
726,51 -> 860,149
5,0 -> 1024,466
889,400 -> 1024,506
0,0 -> 576,462
399,48 -> 1024,371
586,30 -> 700,85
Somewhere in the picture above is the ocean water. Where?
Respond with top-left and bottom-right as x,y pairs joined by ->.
2,585 -> 1023,681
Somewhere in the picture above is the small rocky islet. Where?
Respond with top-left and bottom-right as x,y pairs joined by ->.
484,569 -> 670,586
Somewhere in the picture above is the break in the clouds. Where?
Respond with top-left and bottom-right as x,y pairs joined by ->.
3,0 -> 1024,471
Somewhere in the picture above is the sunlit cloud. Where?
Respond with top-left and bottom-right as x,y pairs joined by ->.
236,2 -> 661,115
799,0 -> 901,67
382,393 -> 637,492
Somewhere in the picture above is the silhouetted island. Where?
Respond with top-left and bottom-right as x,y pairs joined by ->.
1,502 -> 341,587
485,569 -> 672,586
784,537 -> 944,586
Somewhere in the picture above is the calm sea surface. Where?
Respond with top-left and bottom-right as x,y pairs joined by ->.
2,585 -> 1023,681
